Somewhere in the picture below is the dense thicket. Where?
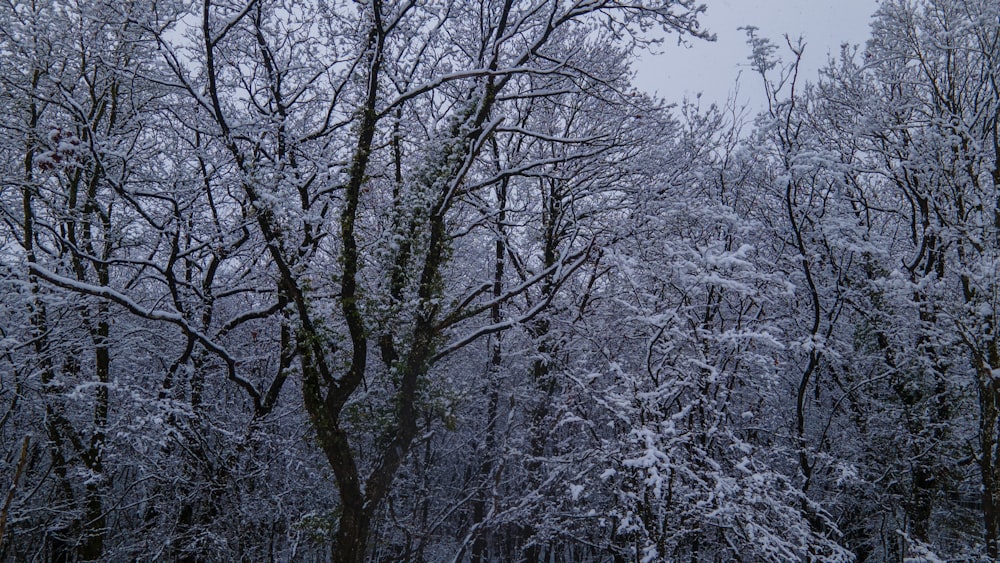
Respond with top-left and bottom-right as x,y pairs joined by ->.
0,0 -> 997,561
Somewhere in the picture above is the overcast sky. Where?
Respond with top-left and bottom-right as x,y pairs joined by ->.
634,0 -> 879,109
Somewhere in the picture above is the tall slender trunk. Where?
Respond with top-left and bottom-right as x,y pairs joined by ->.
471,176 -> 507,563
979,376 -> 1000,558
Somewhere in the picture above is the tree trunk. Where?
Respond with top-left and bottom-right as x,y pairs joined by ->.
976,360 -> 1000,558
333,506 -> 371,563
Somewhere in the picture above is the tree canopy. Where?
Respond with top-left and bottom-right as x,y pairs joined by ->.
0,0 -> 997,561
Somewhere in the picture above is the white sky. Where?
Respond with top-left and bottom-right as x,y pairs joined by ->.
635,0 -> 879,109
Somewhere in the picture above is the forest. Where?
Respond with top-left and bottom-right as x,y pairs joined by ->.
0,0 -> 997,561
